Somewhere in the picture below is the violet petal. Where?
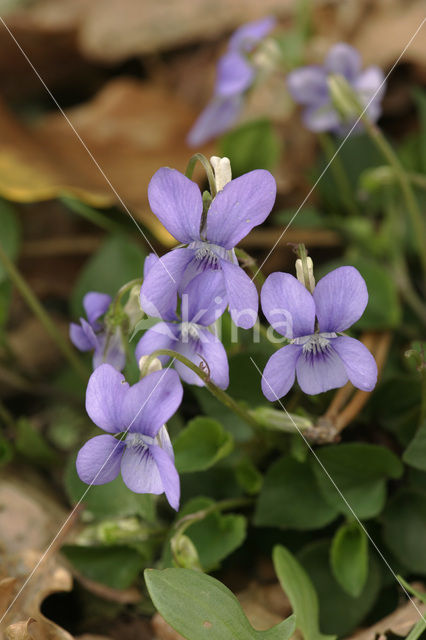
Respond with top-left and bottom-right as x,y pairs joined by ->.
76,434 -> 124,485
332,336 -> 377,391
261,343 -> 302,400
261,272 -> 315,339
206,169 -> 276,249
85,364 -> 129,433
313,266 -> 368,333
148,168 -> 203,243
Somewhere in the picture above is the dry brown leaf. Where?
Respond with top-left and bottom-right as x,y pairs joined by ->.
0,471 -> 78,639
0,473 -> 67,555
75,636 -> 113,640
0,100 -> 112,208
352,1 -> 426,68
0,79 -> 211,245
346,584 -> 426,640
5,0 -> 294,63
0,550 -> 73,640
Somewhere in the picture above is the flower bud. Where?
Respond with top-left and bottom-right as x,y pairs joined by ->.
328,73 -> 361,122
250,406 -> 313,433
124,284 -> 145,332
296,256 -> 315,292
210,156 -> 232,192
170,533 -> 202,570
138,355 -> 162,377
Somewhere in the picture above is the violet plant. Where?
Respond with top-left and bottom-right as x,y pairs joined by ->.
70,291 -> 126,370
287,42 -> 385,134
187,16 -> 276,145
1,16 -> 422,640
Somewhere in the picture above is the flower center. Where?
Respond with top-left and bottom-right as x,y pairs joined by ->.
125,433 -> 154,449
194,245 -> 220,270
179,322 -> 200,342
187,241 -> 234,272
293,332 -> 337,355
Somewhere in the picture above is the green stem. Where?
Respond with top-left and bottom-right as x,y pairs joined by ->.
393,258 -> 426,325
362,118 -> 426,279
141,349 -> 311,434
142,348 -> 262,431
0,243 -> 88,382
185,153 -> 217,199
174,497 -> 254,535
113,278 -> 143,314
318,133 -> 359,216
385,188 -> 426,325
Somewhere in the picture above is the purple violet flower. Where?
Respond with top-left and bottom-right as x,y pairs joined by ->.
70,292 -> 125,371
187,16 -> 276,146
136,270 -> 229,389
140,167 -> 276,330
76,364 -> 183,510
260,266 -> 378,399
287,42 -> 385,134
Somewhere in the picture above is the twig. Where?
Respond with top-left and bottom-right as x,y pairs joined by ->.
334,332 -> 391,433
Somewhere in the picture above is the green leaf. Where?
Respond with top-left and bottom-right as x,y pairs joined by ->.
71,234 -> 145,316
273,545 -> 335,640
0,280 -> 11,331
220,119 -> 280,177
15,417 -> 56,467
314,134 -> 382,204
0,435 -> 13,466
0,200 -> 20,284
372,375 -> 421,445
397,576 -> 426,604
174,417 -> 233,473
394,580 -> 426,640
382,489 -> 426,573
235,457 -> 263,495
403,418 -> 426,470
405,619 -> 426,640
62,544 -> 143,589
317,257 -> 401,330
164,497 -> 246,571
255,456 -> 338,530
413,88 -> 426,173
312,443 -> 403,519
65,454 -> 156,522
298,540 -> 382,637
145,567 -> 296,640
273,206 -> 325,229
330,522 -> 368,597
192,388 -> 252,443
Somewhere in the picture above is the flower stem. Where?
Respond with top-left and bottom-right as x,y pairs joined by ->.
174,496 -> 254,534
0,242 -> 88,382
141,348 -> 312,434
318,133 -> 359,216
185,153 -> 217,198
362,118 -> 426,278
113,278 -> 143,314
141,348 -> 262,431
